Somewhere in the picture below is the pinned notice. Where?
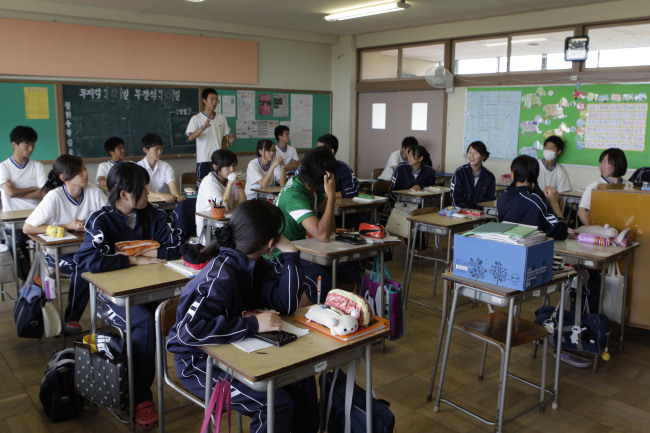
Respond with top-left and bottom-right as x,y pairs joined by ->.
24,87 -> 50,119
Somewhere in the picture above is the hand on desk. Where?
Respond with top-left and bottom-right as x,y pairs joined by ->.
410,185 -> 422,191
64,219 -> 85,232
128,255 -> 166,266
256,310 -> 282,332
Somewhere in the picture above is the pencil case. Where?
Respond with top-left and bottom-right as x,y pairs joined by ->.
325,289 -> 372,327
577,232 -> 611,246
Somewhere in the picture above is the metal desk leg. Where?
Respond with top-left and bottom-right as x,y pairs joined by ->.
402,219 -> 414,307
553,281 -> 567,410
125,296 -> 135,432
620,254 -> 630,352
11,223 -> 19,298
319,373 -> 326,433
434,286 -> 460,412
342,211 -> 346,229
496,298 -> 516,433
331,259 -> 337,290
53,247 -> 65,334
267,379 -> 275,433
427,279 -> 450,400
90,284 -> 97,334
365,345 -> 373,433
205,360 -> 214,433
379,251 -> 386,352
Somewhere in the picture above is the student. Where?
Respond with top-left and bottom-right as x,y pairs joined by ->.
195,149 -> 245,238
0,126 -> 47,277
497,155 -> 567,240
167,200 -> 319,433
450,140 -> 496,209
537,135 -> 571,193
244,139 -> 286,200
274,125 -> 300,179
388,144 -> 436,203
22,154 -> 108,332
316,133 -> 359,198
73,162 -> 181,430
577,148 -> 628,226
136,133 -> 183,203
186,88 -> 235,185
378,136 -> 418,181
95,136 -> 126,190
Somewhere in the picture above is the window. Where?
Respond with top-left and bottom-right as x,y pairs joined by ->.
401,44 -> 445,78
360,49 -> 398,80
586,23 -> 650,68
454,38 -> 508,74
411,103 -> 428,131
509,31 -> 573,71
372,103 -> 386,129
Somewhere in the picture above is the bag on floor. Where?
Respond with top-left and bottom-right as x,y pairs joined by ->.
602,262 -> 625,323
323,363 -> 395,433
535,305 -> 610,354
74,332 -> 128,411
42,301 -> 62,337
361,257 -> 404,341
40,348 -> 84,422
385,202 -> 417,238
14,283 -> 44,338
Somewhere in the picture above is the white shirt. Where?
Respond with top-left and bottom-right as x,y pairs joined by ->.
137,158 -> 175,194
537,159 -> 571,192
274,143 -> 299,180
378,149 -> 405,181
579,177 -> 630,210
25,183 -> 107,227
195,172 -> 241,236
186,112 -> 230,163
95,160 -> 119,184
245,158 -> 281,200
0,157 -> 47,211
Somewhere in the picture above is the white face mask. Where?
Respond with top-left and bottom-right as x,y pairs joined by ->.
543,149 -> 556,161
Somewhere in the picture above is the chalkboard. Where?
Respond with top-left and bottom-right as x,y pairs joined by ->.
213,89 -> 331,152
0,82 -> 59,161
465,84 -> 650,169
62,84 -> 199,158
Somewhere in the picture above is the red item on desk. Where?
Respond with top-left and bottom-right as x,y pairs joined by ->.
460,208 -> 485,217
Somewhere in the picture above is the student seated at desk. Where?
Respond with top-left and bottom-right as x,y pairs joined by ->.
317,133 -> 359,198
497,155 -> 568,240
95,136 -> 126,191
537,135 -> 571,193
244,139 -> 285,200
195,149 -> 245,237
377,136 -> 418,181
73,162 -> 181,430
450,140 -> 496,209
577,148 -> 628,226
137,133 -> 184,204
166,200 -> 319,433
388,145 -> 436,204
274,125 -> 300,177
22,154 -> 108,333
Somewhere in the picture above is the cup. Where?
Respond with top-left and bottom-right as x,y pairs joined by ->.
211,206 -> 226,219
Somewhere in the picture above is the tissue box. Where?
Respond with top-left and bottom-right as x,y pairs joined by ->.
453,235 -> 554,291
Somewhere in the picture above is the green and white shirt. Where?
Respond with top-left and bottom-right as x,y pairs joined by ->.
273,176 -> 325,241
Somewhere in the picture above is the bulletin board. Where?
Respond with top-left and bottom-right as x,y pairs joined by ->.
215,89 -> 331,152
464,84 -> 650,169
0,82 -> 59,161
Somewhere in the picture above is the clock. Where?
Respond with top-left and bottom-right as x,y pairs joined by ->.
565,36 -> 589,61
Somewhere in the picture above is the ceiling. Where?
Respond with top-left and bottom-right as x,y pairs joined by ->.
32,0 -> 611,37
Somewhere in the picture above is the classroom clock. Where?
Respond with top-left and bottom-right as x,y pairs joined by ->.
565,36 -> 589,61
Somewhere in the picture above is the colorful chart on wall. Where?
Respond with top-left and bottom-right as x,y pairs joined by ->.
465,84 -> 650,169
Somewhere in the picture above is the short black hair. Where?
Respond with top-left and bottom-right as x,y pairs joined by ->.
467,141 -> 490,161
107,162 -> 150,207
230,200 -> 285,255
402,136 -> 418,149
317,133 -> 339,155
274,125 -> 290,141
510,154 -> 539,185
104,137 -> 124,154
297,147 -> 337,188
141,133 -> 163,150
600,148 -> 628,178
544,135 -> 565,153
211,149 -> 238,175
10,126 -> 37,144
202,88 -> 218,101
256,139 -> 275,157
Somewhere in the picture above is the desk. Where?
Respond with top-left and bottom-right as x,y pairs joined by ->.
0,209 -> 33,300
202,308 -> 389,433
559,190 -> 582,228
357,178 -> 376,194
403,213 -> 491,308
430,270 -> 575,431
148,198 -> 180,212
334,197 -> 386,228
478,200 -> 498,217
392,187 -> 450,210
83,264 -> 190,432
496,185 -> 506,197
554,239 -> 639,353
436,172 -> 453,187
251,186 -> 283,200
196,211 -> 230,244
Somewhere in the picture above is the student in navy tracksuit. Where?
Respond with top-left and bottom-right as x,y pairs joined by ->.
166,200 -> 319,433
497,155 -> 568,240
72,162 -> 181,430
451,141 -> 496,209
389,145 -> 436,204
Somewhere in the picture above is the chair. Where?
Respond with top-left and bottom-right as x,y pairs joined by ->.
155,298 -> 243,433
180,172 -> 197,190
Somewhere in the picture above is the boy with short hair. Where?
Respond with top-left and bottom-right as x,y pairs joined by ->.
316,133 -> 359,198
136,133 -> 184,203
378,136 -> 418,181
537,135 -> 571,193
274,125 -> 300,180
95,136 -> 126,190
186,88 -> 236,185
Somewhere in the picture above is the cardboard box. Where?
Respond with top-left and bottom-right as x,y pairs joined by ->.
453,235 -> 554,291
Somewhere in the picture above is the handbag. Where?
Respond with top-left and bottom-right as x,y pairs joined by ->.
74,332 -> 128,411
14,283 -> 44,338
361,257 -> 404,341
42,300 -> 62,337
385,202 -> 417,238
602,262 -> 625,323
200,378 -> 231,433
39,348 -> 83,422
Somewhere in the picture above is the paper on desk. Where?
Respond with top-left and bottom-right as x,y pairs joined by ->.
352,195 -> 387,203
39,233 -> 79,242
232,320 -> 310,353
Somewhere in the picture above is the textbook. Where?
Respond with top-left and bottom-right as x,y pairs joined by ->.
295,314 -> 389,342
463,222 -> 545,246
164,259 -> 201,277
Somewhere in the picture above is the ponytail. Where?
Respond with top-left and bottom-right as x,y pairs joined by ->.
43,154 -> 83,194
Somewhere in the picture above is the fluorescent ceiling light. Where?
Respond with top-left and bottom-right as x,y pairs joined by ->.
185,0 -> 205,3
485,38 -> 548,47
324,1 -> 410,22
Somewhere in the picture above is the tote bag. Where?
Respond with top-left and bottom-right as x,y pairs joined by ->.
361,257 -> 404,340
603,262 -> 625,323
385,202 -> 417,239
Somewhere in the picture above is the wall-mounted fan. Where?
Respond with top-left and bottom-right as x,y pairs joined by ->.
424,66 -> 454,93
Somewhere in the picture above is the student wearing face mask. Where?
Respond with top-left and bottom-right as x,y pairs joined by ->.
537,135 -> 571,193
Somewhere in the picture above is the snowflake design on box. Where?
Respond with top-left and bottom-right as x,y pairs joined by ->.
469,258 -> 486,279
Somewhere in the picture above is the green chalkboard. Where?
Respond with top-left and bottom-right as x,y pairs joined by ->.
0,82 -> 59,161
213,89 -> 331,152
466,84 -> 650,169
62,84 -> 199,158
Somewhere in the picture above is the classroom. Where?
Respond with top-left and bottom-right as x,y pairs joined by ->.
2,1 -> 650,432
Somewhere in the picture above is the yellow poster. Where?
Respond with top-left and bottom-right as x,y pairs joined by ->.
24,87 -> 50,119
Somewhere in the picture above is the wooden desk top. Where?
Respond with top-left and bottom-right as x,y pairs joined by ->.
28,231 -> 84,247
294,235 -> 400,258
82,263 -> 190,297
202,308 -> 388,383
196,211 -> 230,222
407,212 -> 491,229
559,190 -> 583,198
0,209 -> 33,222
478,200 -> 498,209
393,187 -> 450,197
251,186 -> 283,195
554,239 -> 639,262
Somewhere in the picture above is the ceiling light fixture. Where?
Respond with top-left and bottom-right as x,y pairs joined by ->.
324,1 -> 410,22
185,0 -> 206,3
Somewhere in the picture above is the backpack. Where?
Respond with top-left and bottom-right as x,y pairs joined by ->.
14,283 -> 44,338
39,348 -> 84,422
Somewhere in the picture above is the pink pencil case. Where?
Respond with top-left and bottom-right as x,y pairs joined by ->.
577,232 -> 611,246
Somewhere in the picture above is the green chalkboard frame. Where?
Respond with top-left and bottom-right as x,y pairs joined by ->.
0,81 -> 59,162
468,84 -> 650,169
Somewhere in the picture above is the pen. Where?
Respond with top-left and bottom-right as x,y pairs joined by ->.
317,276 -> 322,304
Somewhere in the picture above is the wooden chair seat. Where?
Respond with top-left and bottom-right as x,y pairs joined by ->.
457,312 -> 547,348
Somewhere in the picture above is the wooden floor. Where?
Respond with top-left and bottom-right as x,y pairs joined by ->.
2,244 -> 650,433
